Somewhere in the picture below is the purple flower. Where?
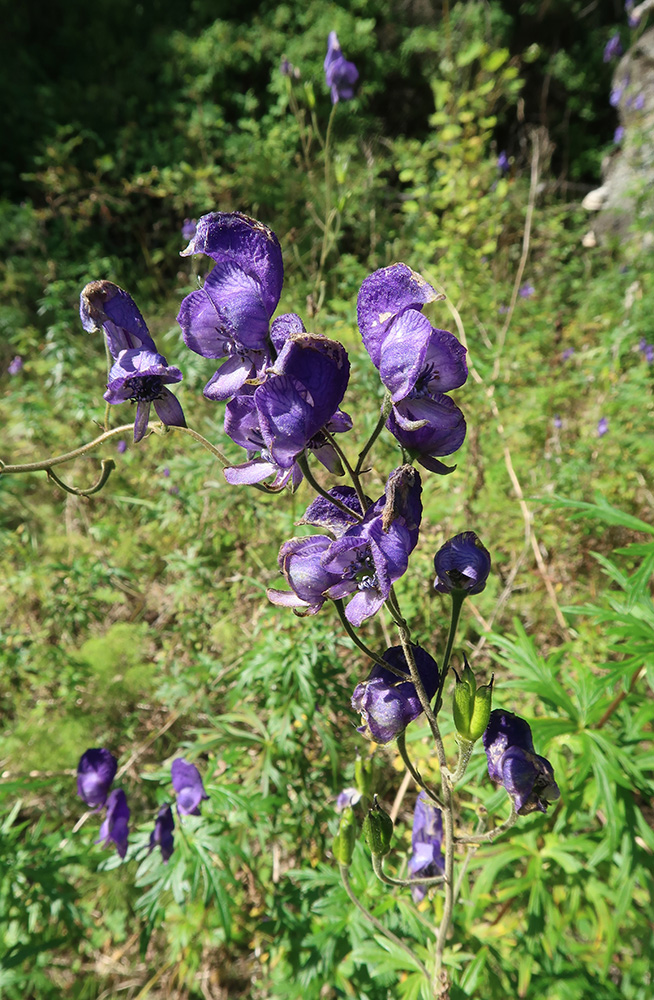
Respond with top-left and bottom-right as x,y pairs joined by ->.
181,218 -> 197,242
104,350 -> 186,443
604,33 -> 623,62
352,645 -> 439,744
80,281 -> 157,359
519,282 -> 535,299
634,93 -> 645,110
149,804 -> 175,862
96,788 -> 130,858
171,758 -> 209,816
77,748 -> 118,809
497,151 -> 510,174
553,414 -> 562,429
116,439 -> 127,454
223,333 -> 351,488
324,31 -> 359,104
7,355 -> 23,375
598,416 -> 609,437
434,531 -> 491,596
357,264 -> 467,404
177,212 -> 284,400
640,341 -> 654,363
610,79 -> 629,107
614,125 -> 625,143
482,709 -> 560,815
269,465 -> 422,625
386,394 -> 466,474
408,792 -> 444,902
298,485 -> 370,535
267,534 -> 343,615
561,347 -> 575,361
336,788 -> 362,811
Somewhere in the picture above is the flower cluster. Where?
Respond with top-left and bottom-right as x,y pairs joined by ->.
268,465 -> 422,625
357,264 -> 468,473
76,750 -> 209,862
482,710 -> 560,815
80,281 -> 186,442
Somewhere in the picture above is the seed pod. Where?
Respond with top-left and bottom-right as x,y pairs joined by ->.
362,796 -> 393,856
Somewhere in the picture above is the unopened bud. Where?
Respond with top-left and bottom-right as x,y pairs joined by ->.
453,659 -> 493,742
354,754 -> 374,800
362,795 -> 393,856
333,808 -> 357,866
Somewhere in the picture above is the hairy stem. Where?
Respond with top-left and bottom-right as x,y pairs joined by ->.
396,732 -> 443,808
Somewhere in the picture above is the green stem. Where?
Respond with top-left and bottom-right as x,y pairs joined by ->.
396,732 -> 443,808
296,453 -> 363,521
455,803 -> 517,845
434,591 -> 465,713
448,738 -> 475,784
47,459 -> 116,497
434,778 -> 455,990
339,865 -> 430,983
370,853 -> 445,890
355,396 -> 392,475
395,617 -> 446,771
322,429 -> 368,511
332,599 -> 402,674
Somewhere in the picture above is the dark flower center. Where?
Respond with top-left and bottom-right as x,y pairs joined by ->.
128,374 -> 164,403
414,362 -> 440,396
345,547 -> 379,591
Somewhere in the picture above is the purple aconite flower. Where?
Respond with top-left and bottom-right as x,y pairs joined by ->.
352,644 -> 439,744
408,792 -> 444,903
519,282 -> 535,299
104,349 -> 186,443
149,804 -> 175,862
640,340 -> 654,363
483,709 -> 560,815
77,747 -> 118,809
553,414 -> 562,429
614,125 -> 625,143
116,439 -> 127,454
7,355 -> 23,375
171,758 -> 209,816
324,31 -> 359,104
336,787 -> 362,812
386,394 -> 466,474
597,416 -> 609,437
268,466 -> 422,625
80,281 -> 157,359
634,93 -> 645,110
177,212 -> 283,401
434,531 -> 491,596
604,32 -> 623,62
96,788 -> 130,858
181,218 -> 197,242
497,151 -> 510,174
223,333 -> 351,488
561,347 -> 574,361
357,264 -> 467,404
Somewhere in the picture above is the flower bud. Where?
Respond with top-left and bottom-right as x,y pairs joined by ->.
354,754 -> 374,801
362,796 -> 393,856
333,808 -> 357,866
453,661 -> 493,742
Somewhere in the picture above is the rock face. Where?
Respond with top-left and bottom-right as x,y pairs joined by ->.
592,27 -> 654,241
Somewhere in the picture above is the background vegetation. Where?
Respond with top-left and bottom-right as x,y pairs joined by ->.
1,1 -> 654,998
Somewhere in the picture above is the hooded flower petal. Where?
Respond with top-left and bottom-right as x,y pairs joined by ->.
336,787 -> 362,812
149,804 -> 175,862
77,748 -> 118,808
96,788 -> 130,858
433,531 -> 491,595
351,645 -> 439,744
80,281 -> 157,358
387,394 -> 466,471
104,350 -> 185,443
270,312 -> 306,352
171,758 -> 209,816
357,263 -> 438,368
180,211 -> 283,319
267,535 -> 342,614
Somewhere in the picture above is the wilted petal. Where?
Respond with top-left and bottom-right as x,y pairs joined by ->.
298,486 -> 368,535
80,281 -> 157,358
133,401 -> 151,442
